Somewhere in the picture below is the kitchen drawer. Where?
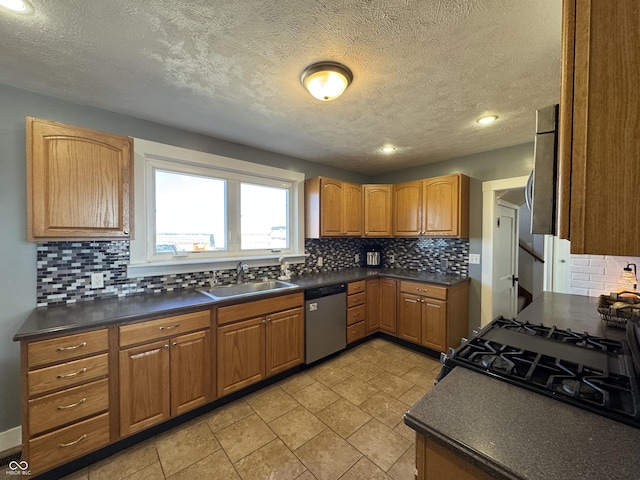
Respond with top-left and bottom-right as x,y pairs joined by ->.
347,304 -> 366,326
347,321 -> 365,343
347,281 -> 366,295
217,293 -> 303,325
347,291 -> 366,308
119,310 -> 210,347
28,329 -> 108,368
28,353 -> 109,397
28,412 -> 110,475
29,378 -> 109,435
400,281 -> 447,300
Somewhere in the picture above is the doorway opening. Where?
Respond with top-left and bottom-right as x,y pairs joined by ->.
481,176 -> 546,326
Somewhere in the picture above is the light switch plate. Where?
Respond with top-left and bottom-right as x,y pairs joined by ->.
468,254 -> 481,264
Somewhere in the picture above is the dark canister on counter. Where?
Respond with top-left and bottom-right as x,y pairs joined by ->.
364,245 -> 382,267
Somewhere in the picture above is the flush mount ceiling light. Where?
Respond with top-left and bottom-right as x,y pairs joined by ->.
300,61 -> 353,101
0,0 -> 33,13
381,146 -> 396,153
476,115 -> 499,125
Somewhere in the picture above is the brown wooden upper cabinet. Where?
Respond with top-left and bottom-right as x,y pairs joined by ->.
556,0 -> 640,256
305,177 -> 363,238
26,117 -> 133,241
393,174 -> 469,238
363,184 -> 393,237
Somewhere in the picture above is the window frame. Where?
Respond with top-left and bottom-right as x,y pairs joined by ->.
128,138 -> 305,278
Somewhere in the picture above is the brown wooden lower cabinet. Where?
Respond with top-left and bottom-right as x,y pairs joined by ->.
266,307 -> 304,377
117,310 -> 213,436
380,277 -> 398,333
366,279 -> 381,333
217,317 -> 265,397
119,327 -> 211,436
398,281 -> 468,353
416,432 -> 497,480
170,329 -> 211,416
217,301 -> 304,397
20,328 -> 111,475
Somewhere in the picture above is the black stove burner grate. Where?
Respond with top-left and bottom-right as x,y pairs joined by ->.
444,317 -> 640,427
493,317 -> 624,353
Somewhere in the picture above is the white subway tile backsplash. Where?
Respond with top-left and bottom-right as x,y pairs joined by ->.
570,266 -> 605,275
571,258 -> 590,266
570,254 -> 640,297
571,273 -> 590,281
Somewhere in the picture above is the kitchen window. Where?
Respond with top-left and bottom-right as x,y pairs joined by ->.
128,138 -> 305,278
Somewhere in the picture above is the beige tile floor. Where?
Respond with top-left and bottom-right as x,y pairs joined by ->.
62,338 -> 442,480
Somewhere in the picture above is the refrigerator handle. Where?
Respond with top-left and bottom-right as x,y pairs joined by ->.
525,170 -> 534,211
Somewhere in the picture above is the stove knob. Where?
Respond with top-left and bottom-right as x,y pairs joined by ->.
447,347 -> 456,357
461,337 -> 468,344
472,329 -> 480,337
439,352 -> 448,364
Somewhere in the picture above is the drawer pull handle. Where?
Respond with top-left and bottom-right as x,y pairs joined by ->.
57,398 -> 87,410
56,342 -> 87,352
59,434 -> 87,448
57,367 -> 87,379
158,324 -> 180,331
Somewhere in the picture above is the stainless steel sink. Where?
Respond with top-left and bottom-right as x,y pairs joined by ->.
199,280 -> 298,299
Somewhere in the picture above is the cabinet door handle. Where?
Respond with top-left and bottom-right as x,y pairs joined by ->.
59,434 -> 87,448
123,229 -> 130,235
163,344 -> 169,349
57,397 -> 87,410
56,342 -> 87,352
158,324 -> 180,331
172,342 -> 178,347
57,367 -> 87,379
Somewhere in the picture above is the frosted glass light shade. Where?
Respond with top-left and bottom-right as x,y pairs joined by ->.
301,62 -> 353,101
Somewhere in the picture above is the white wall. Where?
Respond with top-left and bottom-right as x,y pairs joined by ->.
569,255 -> 640,296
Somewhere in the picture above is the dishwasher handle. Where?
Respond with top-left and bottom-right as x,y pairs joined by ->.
304,283 -> 347,300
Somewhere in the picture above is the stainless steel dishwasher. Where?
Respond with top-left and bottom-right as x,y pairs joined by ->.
304,283 -> 347,364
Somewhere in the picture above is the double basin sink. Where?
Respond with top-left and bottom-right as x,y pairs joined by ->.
199,279 -> 298,300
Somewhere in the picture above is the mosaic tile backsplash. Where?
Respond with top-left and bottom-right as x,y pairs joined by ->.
36,238 -> 469,306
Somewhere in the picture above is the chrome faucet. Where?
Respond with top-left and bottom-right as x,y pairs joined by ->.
236,262 -> 248,284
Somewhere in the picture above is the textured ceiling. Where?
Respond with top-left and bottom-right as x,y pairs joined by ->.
0,0 -> 562,175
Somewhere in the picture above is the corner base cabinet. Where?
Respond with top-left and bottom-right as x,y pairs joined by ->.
398,281 -> 469,353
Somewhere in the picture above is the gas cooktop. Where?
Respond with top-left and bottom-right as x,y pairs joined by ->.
437,317 -> 640,428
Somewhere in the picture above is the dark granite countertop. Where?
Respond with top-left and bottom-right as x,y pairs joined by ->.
14,267 -> 469,341
405,367 -> 640,480
404,292 -> 640,480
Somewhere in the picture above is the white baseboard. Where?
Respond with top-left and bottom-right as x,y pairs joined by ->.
0,426 -> 21,453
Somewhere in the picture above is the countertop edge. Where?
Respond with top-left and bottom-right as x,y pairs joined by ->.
15,268 -> 470,341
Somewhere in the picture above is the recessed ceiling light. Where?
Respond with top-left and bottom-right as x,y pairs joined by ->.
381,146 -> 396,153
476,115 -> 498,125
0,0 -> 33,13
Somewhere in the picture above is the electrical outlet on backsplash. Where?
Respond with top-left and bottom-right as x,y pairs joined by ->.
35,237 -> 469,306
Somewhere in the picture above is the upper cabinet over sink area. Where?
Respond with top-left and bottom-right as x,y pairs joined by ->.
305,174 -> 469,239
26,117 -> 133,241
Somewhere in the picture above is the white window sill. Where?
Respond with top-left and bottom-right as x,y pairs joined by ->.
127,254 -> 308,278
